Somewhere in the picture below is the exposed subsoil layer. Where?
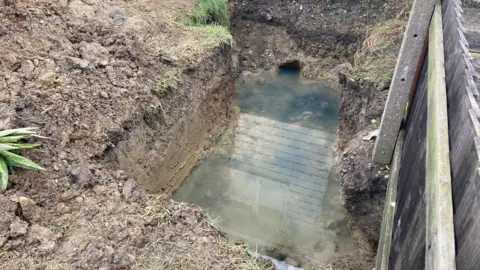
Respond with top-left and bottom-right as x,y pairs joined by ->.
231,0 -> 408,81
0,0 -> 269,269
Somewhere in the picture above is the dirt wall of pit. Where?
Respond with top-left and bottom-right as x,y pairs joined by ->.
109,46 -> 236,194
230,0 -> 407,81
0,1 -> 249,269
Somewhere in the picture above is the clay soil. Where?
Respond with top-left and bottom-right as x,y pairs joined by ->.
0,0 -> 270,269
231,0 -> 408,81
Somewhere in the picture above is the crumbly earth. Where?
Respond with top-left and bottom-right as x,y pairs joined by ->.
0,0 -> 269,269
336,15 -> 407,244
231,0 -> 408,81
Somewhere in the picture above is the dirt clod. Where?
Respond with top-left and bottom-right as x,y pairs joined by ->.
27,224 -> 57,254
9,218 -> 28,238
69,164 -> 96,188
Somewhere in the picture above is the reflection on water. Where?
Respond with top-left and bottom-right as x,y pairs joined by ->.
237,67 -> 339,133
173,68 -> 353,267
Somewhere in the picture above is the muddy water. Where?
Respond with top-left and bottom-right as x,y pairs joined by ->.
173,68 -> 354,267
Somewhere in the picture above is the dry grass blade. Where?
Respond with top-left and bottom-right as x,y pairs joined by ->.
352,18 -> 407,83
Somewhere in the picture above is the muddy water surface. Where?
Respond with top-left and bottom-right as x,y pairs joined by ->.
173,68 -> 354,267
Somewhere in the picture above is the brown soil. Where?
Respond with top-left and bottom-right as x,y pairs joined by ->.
231,0 -> 408,81
0,0 -> 269,269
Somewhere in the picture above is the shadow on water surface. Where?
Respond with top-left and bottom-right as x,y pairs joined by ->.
173,68 -> 354,267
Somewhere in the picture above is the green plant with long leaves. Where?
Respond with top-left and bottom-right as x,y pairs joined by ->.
0,128 -> 44,191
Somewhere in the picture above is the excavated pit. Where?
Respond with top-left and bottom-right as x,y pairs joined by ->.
173,68 -> 350,268
0,0 -> 408,269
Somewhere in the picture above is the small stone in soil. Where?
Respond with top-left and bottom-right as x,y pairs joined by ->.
9,218 -> 28,238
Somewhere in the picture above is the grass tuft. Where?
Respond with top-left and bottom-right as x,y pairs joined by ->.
144,102 -> 165,129
166,24 -> 233,63
157,69 -> 182,93
352,19 -> 407,83
194,24 -> 233,47
188,0 -> 229,26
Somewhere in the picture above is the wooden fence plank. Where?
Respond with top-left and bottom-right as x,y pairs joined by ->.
389,53 -> 428,270
375,130 -> 404,270
425,2 -> 456,269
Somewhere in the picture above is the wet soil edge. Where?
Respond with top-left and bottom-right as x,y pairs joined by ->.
106,45 -> 237,195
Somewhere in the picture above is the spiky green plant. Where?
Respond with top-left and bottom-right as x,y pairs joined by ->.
0,128 -> 44,191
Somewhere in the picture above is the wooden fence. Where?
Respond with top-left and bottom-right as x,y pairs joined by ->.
376,0 -> 480,269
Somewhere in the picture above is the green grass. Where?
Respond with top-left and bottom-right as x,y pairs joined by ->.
188,0 -> 229,26
0,128 -> 44,192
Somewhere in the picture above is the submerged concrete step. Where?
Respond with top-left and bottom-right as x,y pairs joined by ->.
236,126 -> 333,153
230,154 -> 328,192
286,211 -> 317,225
234,134 -> 333,165
233,146 -> 329,178
237,117 -> 334,147
226,113 -> 332,225
238,114 -> 336,141
288,192 -> 323,206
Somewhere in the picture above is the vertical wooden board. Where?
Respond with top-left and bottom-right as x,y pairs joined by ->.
449,118 -> 478,209
390,54 -> 428,270
454,164 -> 480,251
442,1 -> 480,269
463,8 -> 480,52
391,197 -> 427,270
456,192 -> 480,270
425,3 -> 456,269
376,131 -> 405,270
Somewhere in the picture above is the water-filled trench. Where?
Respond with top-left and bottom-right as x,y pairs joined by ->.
173,68 -> 355,267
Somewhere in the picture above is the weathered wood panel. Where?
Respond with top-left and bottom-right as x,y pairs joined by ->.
375,131 -> 404,270
378,1 -> 480,269
389,54 -> 428,270
425,3 -> 456,268
442,0 -> 480,269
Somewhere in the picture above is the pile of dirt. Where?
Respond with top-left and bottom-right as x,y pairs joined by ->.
0,0 -> 266,269
230,0 -> 408,81
1,188 -> 274,269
